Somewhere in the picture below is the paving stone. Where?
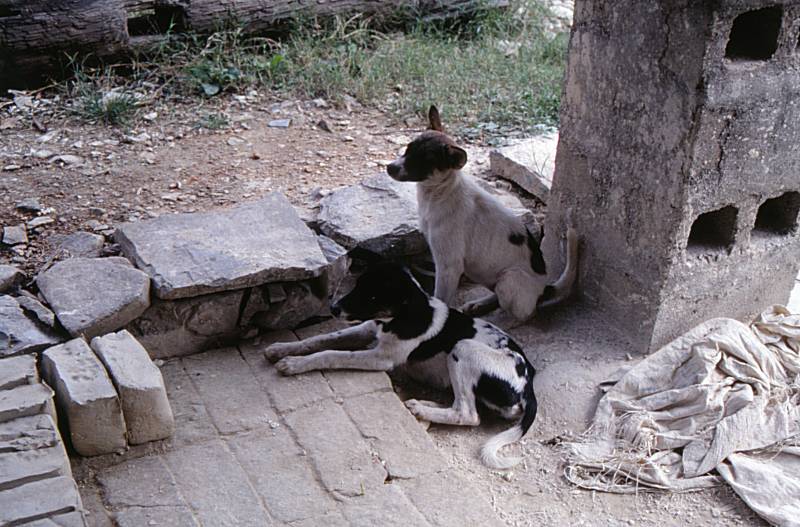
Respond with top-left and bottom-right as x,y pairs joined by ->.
228,427 -> 337,523
51,231 -> 105,259
285,398 -> 386,497
182,348 -> 277,434
318,174 -> 427,257
340,483 -> 431,527
114,506 -> 198,527
164,439 -> 273,526
344,391 -> 445,479
0,354 -> 38,390
0,475 -> 83,526
490,131 -> 558,202
0,264 -> 24,292
0,383 -> 54,423
0,444 -> 72,490
323,370 -> 393,399
240,333 -> 334,414
77,484 -> 114,527
286,510 -> 349,527
37,258 -> 151,339
115,193 -> 328,300
0,295 -> 62,358
0,414 -> 60,452
97,455 -> 183,507
398,472 -> 504,527
16,293 -> 57,328
91,330 -> 174,444
41,338 -> 127,456
3,223 -> 28,245
24,510 -> 87,526
159,360 -> 217,446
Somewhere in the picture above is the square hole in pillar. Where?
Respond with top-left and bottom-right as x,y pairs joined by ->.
127,5 -> 185,36
725,6 -> 782,61
687,206 -> 738,253
753,191 -> 800,236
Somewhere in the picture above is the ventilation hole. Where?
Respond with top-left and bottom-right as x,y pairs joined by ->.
127,5 -> 185,36
687,206 -> 738,253
753,191 -> 800,235
725,6 -> 782,61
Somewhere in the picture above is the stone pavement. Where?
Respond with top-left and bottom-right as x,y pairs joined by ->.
72,324 -> 505,527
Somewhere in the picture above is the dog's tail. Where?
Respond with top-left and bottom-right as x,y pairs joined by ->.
538,226 -> 578,309
480,374 -> 538,470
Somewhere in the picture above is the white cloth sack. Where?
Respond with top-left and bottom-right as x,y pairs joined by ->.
564,306 -> 800,527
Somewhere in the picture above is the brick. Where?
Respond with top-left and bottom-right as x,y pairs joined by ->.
0,383 -> 54,423
41,338 -> 127,456
114,506 -> 198,527
398,472 -> 504,527
285,398 -> 386,497
91,330 -> 174,444
228,428 -> 336,523
182,348 -> 277,434
0,414 -> 60,452
159,360 -> 217,446
0,476 -> 83,526
97,455 -> 183,508
0,354 -> 38,390
340,483 -> 431,527
240,334 -> 333,414
24,511 -> 87,527
0,444 -> 72,491
164,439 -> 273,526
344,391 -> 445,479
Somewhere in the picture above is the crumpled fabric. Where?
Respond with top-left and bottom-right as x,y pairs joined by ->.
564,306 -> 800,527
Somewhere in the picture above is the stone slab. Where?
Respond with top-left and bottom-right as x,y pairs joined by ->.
0,264 -> 24,292
37,258 -> 151,340
159,360 -> 217,446
0,476 -> 83,526
97,455 -> 183,508
50,231 -> 105,259
323,370 -> 393,399
25,510 -> 87,527
16,294 -> 57,328
0,414 -> 60,453
91,330 -> 174,444
0,383 -> 54,423
41,338 -> 127,456
398,472 -> 504,527
0,444 -> 72,491
115,193 -> 328,299
0,295 -> 62,358
228,428 -> 337,523
0,354 -> 38,390
114,506 -> 198,527
490,132 -> 558,202
340,483 -> 431,527
285,397 -> 387,497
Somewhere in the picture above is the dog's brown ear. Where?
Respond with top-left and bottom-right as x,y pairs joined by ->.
445,145 -> 467,169
428,105 -> 444,132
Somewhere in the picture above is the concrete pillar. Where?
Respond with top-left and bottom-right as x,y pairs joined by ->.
545,0 -> 800,352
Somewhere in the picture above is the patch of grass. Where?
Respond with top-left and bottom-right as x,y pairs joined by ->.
195,112 -> 230,130
68,68 -> 138,125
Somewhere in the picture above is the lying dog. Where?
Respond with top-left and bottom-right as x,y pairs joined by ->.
386,105 -> 578,320
265,256 -> 537,469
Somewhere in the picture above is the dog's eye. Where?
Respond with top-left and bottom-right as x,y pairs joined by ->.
370,295 -> 377,302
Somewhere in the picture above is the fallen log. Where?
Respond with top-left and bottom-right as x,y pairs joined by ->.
0,0 -> 508,89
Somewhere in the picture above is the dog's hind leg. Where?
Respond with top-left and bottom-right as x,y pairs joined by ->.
460,293 -> 499,317
275,347 -> 396,376
264,321 -> 379,362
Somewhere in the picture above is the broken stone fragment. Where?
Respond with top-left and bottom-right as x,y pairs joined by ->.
50,231 -> 105,259
0,295 -> 63,358
490,132 -> 558,202
0,264 -> 25,293
36,257 -> 150,340
2,224 -> 28,246
15,198 -> 43,213
0,354 -> 38,390
41,338 -> 128,456
0,384 -> 55,423
91,330 -> 174,444
15,294 -> 57,329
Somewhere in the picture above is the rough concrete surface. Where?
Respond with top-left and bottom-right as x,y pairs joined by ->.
490,131 -> 558,202
91,330 -> 174,444
41,338 -> 127,456
115,193 -> 328,299
0,295 -> 62,358
36,257 -> 150,339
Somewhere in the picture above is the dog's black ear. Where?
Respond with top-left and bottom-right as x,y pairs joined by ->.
428,105 -> 444,132
444,145 -> 467,169
348,247 -> 386,266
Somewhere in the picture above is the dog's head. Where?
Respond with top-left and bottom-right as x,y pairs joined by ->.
386,105 -> 467,184
331,257 -> 425,322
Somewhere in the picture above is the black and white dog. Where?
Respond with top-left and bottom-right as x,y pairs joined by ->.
265,256 -> 537,469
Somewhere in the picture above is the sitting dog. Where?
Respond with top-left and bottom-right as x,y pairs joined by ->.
386,105 -> 578,320
265,255 -> 537,469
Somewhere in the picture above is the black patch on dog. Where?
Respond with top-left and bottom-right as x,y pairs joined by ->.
519,363 -> 538,434
474,373 -> 521,409
451,353 -> 459,362
514,355 -> 527,377
525,229 -> 546,275
506,337 -> 523,355
389,131 -> 464,182
538,285 -> 555,304
509,232 -> 525,245
408,309 -> 477,362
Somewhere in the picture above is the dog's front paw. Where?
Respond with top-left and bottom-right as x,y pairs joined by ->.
264,342 -> 305,363
275,356 -> 309,376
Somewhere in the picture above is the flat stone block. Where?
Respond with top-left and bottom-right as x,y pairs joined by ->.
399,472 -> 504,527
0,444 -> 72,490
114,506 -> 198,527
344,391 -> 445,479
37,258 -> 150,340
164,439 -> 273,526
97,455 -> 183,508
159,360 -> 217,446
0,354 -> 38,390
115,193 -> 328,299
0,383 -> 54,423
0,476 -> 83,526
490,132 -> 558,202
41,338 -> 127,456
285,398 -> 386,497
0,414 -> 60,452
0,264 -> 24,293
228,428 -> 336,522
182,348 -> 277,434
341,483 -> 431,527
1,295 -> 62,358
91,330 -> 174,444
